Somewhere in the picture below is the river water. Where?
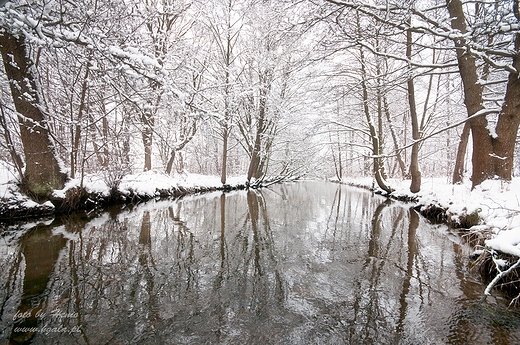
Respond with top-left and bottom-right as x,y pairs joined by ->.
0,181 -> 519,344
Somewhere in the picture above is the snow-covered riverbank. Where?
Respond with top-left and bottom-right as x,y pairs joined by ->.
337,176 -> 520,260
2,172 -> 519,260
0,171 -> 249,220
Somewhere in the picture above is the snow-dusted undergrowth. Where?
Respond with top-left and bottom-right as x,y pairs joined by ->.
51,171 -> 248,199
0,171 -> 248,218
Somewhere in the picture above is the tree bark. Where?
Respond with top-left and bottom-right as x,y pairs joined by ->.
164,120 -> 196,175
330,128 -> 343,180
247,72 -> 270,183
452,121 -> 470,184
447,0 -> 491,188
0,31 -> 66,198
142,110 -> 154,171
221,126 -> 229,184
71,60 -> 90,179
375,41 -> 388,180
383,97 -> 407,178
357,34 -> 393,193
492,29 -> 520,180
406,22 -> 421,193
452,27 -> 491,185
447,0 -> 520,187
165,149 -> 176,176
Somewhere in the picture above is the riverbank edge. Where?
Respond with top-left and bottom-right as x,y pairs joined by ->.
0,176 -> 508,231
333,179 -> 480,228
333,178 -> 520,301
0,180 -> 253,222
2,176 -> 518,301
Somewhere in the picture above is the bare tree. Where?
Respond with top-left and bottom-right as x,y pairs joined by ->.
357,27 -> 393,193
406,17 -> 421,193
323,0 -> 520,188
204,0 -> 243,184
131,0 -> 192,171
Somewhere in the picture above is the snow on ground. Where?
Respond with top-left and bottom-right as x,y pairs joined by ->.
1,169 -> 249,209
0,165 -> 50,211
51,171 -> 248,199
1,166 -> 519,258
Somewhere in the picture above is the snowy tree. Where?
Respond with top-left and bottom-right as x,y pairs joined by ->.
238,0 -> 304,184
0,1 -> 68,198
321,0 -> 520,188
202,0 -> 244,184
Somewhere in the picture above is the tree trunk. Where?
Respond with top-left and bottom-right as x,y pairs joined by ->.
0,31 -> 66,198
165,149 -> 176,175
357,33 -> 393,193
247,120 -> 263,183
164,120 -> 196,176
375,42 -> 388,180
102,116 -> 109,166
452,121 -> 470,184
448,0 -> 520,187
337,141 -> 343,180
452,28 -> 492,185
221,126 -> 229,185
71,60 -> 90,179
247,72 -> 270,184
384,97 -> 407,178
331,129 -> 343,180
406,22 -> 421,193
447,0 -> 492,188
492,29 -> 520,180
142,111 -> 154,171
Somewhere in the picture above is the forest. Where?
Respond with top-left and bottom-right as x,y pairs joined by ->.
2,1 -> 520,341
0,0 -> 519,200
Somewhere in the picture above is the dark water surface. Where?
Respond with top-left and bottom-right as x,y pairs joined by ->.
1,181 -> 519,344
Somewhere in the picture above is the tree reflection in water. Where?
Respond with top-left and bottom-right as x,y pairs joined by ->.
8,224 -> 67,345
0,181 -> 519,344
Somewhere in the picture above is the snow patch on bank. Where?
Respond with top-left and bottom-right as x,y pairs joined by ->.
1,170 -> 248,219
115,172 -> 247,197
48,171 -> 248,199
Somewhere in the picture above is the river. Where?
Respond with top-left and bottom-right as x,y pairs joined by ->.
1,181 -> 519,344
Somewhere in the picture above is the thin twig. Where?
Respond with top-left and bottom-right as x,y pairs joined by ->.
508,292 -> 520,309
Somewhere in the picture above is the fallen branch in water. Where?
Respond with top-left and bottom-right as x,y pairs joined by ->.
509,292 -> 520,309
482,255 -> 520,300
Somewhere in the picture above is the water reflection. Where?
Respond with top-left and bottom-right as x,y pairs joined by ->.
0,181 -> 519,344
9,224 -> 67,345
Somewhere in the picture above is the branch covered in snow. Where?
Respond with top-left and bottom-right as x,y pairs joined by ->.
375,107 -> 502,159
483,256 -> 520,297
325,0 -> 519,73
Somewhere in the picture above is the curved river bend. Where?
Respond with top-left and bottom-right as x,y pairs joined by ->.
1,181 -> 519,344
